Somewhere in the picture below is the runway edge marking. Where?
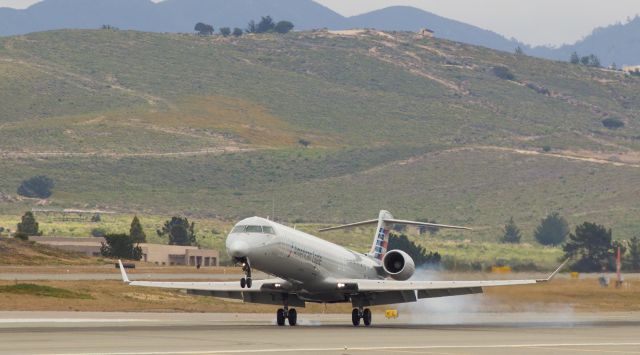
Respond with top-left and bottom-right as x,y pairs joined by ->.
38,342 -> 640,355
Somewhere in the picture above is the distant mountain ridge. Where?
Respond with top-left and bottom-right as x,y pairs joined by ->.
0,0 -> 638,65
0,0 -> 523,52
528,16 -> 640,66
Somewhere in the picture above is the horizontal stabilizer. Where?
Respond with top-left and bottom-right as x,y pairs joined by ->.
383,219 -> 472,231
318,218 -> 471,232
318,219 -> 378,232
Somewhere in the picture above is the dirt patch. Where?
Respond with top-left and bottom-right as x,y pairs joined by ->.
327,30 -> 367,37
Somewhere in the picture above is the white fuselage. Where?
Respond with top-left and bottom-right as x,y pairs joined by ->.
225,217 -> 382,295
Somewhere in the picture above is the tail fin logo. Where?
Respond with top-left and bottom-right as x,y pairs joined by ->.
373,227 -> 390,260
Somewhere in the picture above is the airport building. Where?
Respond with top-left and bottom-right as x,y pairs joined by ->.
31,236 -> 220,266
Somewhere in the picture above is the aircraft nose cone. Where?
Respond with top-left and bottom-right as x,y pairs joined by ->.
228,240 -> 249,258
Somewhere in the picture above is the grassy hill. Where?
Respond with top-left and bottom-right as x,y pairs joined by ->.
0,29 -> 639,245
0,238 -> 98,265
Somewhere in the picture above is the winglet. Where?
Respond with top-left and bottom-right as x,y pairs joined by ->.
537,259 -> 569,283
118,260 -> 130,283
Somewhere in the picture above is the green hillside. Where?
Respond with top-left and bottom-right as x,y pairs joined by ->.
0,29 -> 639,242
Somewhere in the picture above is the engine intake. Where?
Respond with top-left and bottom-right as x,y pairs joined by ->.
382,250 -> 415,281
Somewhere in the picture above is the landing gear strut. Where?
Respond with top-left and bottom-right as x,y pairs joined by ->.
239,258 -> 252,288
276,307 -> 297,326
351,307 -> 372,327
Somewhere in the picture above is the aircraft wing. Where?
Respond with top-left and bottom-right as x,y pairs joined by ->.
125,279 -> 285,292
334,260 -> 567,305
117,260 -> 307,306
118,260 -> 287,292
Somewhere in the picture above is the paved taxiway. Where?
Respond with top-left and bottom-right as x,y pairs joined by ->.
0,312 -> 639,354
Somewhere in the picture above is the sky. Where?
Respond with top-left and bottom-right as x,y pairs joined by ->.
1,0 -> 639,46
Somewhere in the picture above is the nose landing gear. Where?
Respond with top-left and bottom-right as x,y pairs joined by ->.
239,258 -> 252,288
276,307 -> 297,326
351,307 -> 372,327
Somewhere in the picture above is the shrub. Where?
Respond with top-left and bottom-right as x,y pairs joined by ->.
493,66 -> 515,81
91,228 -> 106,238
232,28 -> 243,37
602,117 -> 624,129
219,27 -> 231,37
542,145 -> 551,152
274,21 -> 294,34
14,233 -> 29,241
17,175 -> 54,198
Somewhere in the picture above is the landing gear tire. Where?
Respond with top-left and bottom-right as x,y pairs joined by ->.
363,308 -> 372,327
287,308 -> 297,326
351,309 -> 361,327
276,308 -> 286,326
246,277 -> 252,288
240,277 -> 246,288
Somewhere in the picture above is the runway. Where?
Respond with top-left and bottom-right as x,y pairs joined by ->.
0,312 -> 639,354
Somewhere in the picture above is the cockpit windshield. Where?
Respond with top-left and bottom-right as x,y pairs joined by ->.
231,225 -> 275,234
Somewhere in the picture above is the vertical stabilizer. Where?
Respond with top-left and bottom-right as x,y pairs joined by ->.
369,210 -> 393,260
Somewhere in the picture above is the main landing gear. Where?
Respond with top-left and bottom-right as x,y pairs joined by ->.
239,258 -> 252,288
276,307 -> 297,326
352,307 -> 372,327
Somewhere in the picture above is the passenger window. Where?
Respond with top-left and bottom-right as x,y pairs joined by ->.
262,226 -> 275,234
231,225 -> 246,233
245,225 -> 263,233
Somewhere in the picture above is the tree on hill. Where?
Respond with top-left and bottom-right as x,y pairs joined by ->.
274,21 -> 294,34
570,52 -> 580,64
387,233 -> 441,266
563,222 -> 613,272
100,233 -> 142,260
246,20 -> 257,33
232,28 -> 243,37
500,217 -> 521,244
514,46 -> 524,55
158,216 -> 197,246
534,212 -> 569,246
580,54 -> 601,68
194,22 -> 214,36
626,236 -> 640,271
129,215 -> 146,243
219,27 -> 231,37
256,16 -> 275,33
15,211 -> 41,240
17,175 -> 54,198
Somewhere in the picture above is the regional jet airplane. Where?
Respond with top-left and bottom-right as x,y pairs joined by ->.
118,210 -> 566,326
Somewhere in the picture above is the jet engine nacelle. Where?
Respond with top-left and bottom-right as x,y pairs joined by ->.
382,250 -> 415,281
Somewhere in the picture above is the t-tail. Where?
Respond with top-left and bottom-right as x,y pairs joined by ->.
318,210 -> 472,260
